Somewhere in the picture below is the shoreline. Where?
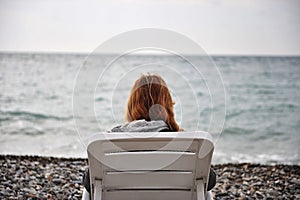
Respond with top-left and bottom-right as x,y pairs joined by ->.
1,155 -> 299,199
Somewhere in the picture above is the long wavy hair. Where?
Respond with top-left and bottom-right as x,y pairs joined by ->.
126,74 -> 180,131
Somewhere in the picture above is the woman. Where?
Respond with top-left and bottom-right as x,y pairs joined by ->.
82,74 -> 216,198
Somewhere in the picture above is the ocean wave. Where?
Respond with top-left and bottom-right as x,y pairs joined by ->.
95,96 -> 105,102
222,127 -> 255,135
0,110 -> 72,121
252,131 -> 285,141
8,127 -> 44,136
268,103 -> 298,112
226,103 -> 298,118
256,89 -> 276,95
226,110 -> 244,119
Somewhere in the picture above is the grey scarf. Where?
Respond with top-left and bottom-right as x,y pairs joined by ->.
111,119 -> 169,132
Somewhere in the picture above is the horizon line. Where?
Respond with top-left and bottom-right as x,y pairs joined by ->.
0,50 -> 300,57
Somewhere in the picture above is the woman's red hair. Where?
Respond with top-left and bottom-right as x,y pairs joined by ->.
126,74 -> 180,131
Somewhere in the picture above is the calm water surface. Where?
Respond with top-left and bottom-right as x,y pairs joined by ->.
0,53 -> 299,164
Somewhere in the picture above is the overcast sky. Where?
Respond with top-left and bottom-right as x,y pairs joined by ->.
0,0 -> 299,55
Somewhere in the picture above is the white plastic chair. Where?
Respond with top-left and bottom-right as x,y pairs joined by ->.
84,131 -> 214,200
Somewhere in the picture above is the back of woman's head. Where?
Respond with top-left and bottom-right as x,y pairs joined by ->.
126,74 -> 180,131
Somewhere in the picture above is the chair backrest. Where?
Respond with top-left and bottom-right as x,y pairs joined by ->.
87,131 -> 214,200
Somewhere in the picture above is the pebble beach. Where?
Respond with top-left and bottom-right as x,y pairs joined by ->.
1,155 -> 299,199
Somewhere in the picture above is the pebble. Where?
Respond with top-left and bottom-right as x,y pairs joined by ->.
0,155 -> 85,199
1,155 -> 299,199
212,163 -> 300,199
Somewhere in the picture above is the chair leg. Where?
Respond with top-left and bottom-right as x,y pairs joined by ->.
206,191 -> 213,200
82,188 -> 90,200
196,179 -> 205,200
94,180 -> 103,200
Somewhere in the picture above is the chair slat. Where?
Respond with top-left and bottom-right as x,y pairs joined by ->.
100,152 -> 197,171
103,171 -> 195,188
96,140 -> 201,153
104,190 -> 193,200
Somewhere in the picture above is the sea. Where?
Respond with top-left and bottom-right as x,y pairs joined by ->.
0,52 -> 299,165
